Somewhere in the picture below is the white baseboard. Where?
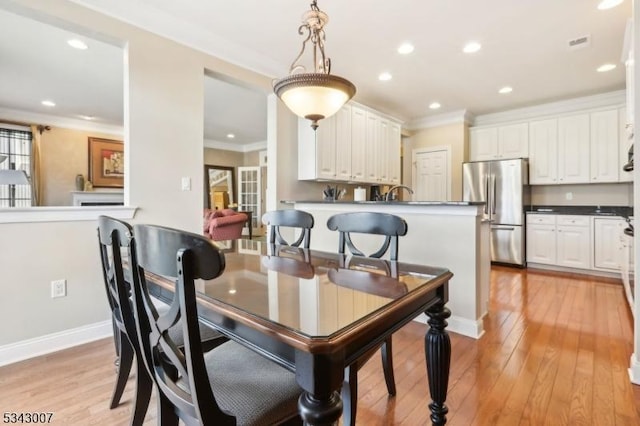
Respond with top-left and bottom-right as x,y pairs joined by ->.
629,353 -> 640,385
413,314 -> 485,339
0,320 -> 113,367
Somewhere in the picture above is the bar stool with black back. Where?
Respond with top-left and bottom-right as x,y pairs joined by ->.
129,224 -> 303,425
262,209 -> 314,248
326,211 -> 408,426
97,216 -> 228,426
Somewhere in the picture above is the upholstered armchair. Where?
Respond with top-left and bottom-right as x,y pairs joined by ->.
204,208 -> 248,240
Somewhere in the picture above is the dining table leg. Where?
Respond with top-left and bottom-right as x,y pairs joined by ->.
425,301 -> 452,426
295,351 -> 344,426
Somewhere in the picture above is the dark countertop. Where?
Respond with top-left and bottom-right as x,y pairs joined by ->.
281,200 -> 485,206
527,205 -> 633,218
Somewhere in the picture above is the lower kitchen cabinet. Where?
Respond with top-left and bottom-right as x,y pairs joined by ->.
556,216 -> 591,269
593,217 -> 626,271
527,222 -> 557,264
527,213 -> 626,274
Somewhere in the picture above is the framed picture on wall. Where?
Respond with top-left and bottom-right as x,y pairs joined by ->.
88,137 -> 124,188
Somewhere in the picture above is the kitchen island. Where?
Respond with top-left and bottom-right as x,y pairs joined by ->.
283,200 -> 490,338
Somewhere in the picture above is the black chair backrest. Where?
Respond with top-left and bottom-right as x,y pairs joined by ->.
262,209 -> 314,248
97,216 -> 138,348
129,224 -> 231,424
326,212 -> 408,260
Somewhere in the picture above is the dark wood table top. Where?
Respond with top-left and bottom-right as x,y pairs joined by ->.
146,242 -> 452,358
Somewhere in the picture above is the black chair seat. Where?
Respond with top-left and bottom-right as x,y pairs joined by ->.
175,341 -> 301,426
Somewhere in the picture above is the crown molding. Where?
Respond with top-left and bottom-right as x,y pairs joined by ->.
68,0 -> 285,79
472,90 -> 626,127
204,139 -> 267,153
407,109 -> 474,131
0,107 -> 123,136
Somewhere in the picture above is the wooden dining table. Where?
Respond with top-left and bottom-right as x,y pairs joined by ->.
146,241 -> 454,426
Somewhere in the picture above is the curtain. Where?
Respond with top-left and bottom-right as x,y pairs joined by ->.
30,124 -> 42,206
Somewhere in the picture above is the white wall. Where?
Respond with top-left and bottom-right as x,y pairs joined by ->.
0,0 -> 277,347
531,183 -> 633,206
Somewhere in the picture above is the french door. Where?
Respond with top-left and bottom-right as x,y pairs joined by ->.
237,166 -> 261,236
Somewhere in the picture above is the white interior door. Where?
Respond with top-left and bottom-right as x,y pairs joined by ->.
238,166 -> 261,235
412,147 -> 450,201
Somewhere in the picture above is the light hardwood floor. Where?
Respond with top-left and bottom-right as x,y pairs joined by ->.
1,266 -> 639,425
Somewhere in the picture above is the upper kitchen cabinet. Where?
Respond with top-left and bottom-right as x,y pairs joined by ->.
350,105 -> 367,181
298,102 -> 401,185
557,113 -> 590,184
469,123 -> 528,161
335,106 -> 353,181
298,113 -> 338,180
388,122 -> 402,185
529,118 -> 558,184
590,109 -> 619,183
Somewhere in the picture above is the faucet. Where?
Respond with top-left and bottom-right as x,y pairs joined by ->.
385,185 -> 414,201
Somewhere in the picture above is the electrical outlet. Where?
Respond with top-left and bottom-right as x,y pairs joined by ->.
565,192 -> 573,201
51,279 -> 67,298
181,177 -> 191,191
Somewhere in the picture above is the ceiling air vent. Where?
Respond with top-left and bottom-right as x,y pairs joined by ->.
568,35 -> 591,50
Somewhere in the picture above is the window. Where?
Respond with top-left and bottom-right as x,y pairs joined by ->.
0,127 -> 33,207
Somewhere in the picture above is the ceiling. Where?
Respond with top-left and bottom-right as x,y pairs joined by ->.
0,0 -> 631,145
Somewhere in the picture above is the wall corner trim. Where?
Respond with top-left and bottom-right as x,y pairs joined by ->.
0,320 -> 113,367
407,109 -> 473,131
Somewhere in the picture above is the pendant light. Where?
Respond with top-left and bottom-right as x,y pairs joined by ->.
273,0 -> 356,130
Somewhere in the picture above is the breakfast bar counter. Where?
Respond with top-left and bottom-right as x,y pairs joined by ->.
282,200 -> 490,338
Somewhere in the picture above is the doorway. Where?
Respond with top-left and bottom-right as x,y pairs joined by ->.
412,146 -> 451,201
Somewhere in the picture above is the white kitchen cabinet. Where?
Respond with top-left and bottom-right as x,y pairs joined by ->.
364,112 -> 380,183
526,214 -> 557,265
498,123 -> 529,159
350,106 -> 367,181
526,214 -> 590,270
388,122 -> 401,185
469,123 -> 528,161
593,217 -> 626,271
529,118 -> 558,184
470,128 -> 498,161
377,117 -> 390,183
335,105 -> 353,181
298,114 -> 337,180
590,109 -> 619,183
619,107 -> 633,183
557,114 -> 590,184
555,216 -> 591,269
298,103 -> 400,184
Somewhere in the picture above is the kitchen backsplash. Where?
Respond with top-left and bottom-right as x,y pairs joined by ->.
531,183 -> 633,206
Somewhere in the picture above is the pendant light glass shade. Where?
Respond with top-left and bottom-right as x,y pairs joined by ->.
273,1 -> 356,130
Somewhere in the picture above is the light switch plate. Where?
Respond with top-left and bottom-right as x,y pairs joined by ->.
565,192 -> 573,201
181,177 -> 191,191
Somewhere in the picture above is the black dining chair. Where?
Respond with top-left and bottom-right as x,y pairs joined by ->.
326,211 -> 408,426
97,216 -> 227,425
129,224 -> 303,425
262,209 -> 314,248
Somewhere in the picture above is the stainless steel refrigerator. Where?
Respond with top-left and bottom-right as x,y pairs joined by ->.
462,158 -> 530,266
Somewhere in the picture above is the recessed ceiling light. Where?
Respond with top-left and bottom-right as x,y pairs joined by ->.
41,100 -> 56,107
378,72 -> 393,81
597,63 -> 617,72
597,0 -> 624,10
80,115 -> 94,120
67,39 -> 88,50
228,289 -> 237,294
498,86 -> 513,94
463,41 -> 482,53
397,43 -> 415,55
226,133 -> 235,139
429,102 -> 441,110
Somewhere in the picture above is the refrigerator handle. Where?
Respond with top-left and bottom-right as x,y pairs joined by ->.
492,174 -> 497,214
484,176 -> 489,214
